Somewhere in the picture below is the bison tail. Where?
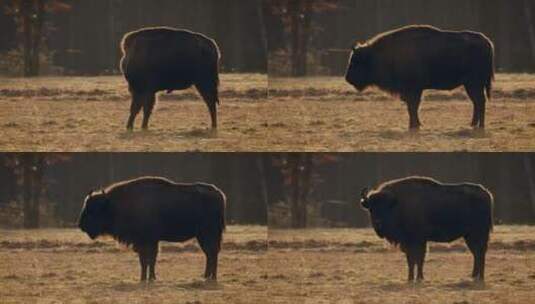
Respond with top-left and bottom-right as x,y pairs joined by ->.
485,39 -> 495,100
486,189 -> 495,232
219,190 -> 226,231
485,82 -> 492,100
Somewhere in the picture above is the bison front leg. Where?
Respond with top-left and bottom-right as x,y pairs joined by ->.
135,244 -> 148,282
402,243 -> 416,282
146,242 -> 159,282
141,93 -> 156,130
403,242 -> 426,282
195,83 -> 219,130
414,242 -> 427,282
401,91 -> 423,131
135,242 -> 159,282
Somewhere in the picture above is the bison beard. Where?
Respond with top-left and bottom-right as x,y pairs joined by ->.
78,176 -> 226,282
360,176 -> 493,282
345,25 -> 495,130
120,27 -> 221,131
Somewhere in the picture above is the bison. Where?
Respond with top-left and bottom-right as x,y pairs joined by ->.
78,176 -> 226,282
120,27 -> 221,131
360,176 -> 493,282
345,25 -> 494,130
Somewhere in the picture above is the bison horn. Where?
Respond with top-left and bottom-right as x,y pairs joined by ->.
361,187 -> 369,199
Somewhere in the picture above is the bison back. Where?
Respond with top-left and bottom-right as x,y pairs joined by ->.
383,177 -> 493,242
368,25 -> 494,93
107,177 -> 225,245
120,27 -> 220,92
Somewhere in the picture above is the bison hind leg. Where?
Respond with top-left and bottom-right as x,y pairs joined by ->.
400,91 -> 423,131
126,92 -> 143,130
141,93 -> 157,130
464,84 -> 487,129
196,231 -> 222,281
464,234 -> 488,281
194,83 -> 219,130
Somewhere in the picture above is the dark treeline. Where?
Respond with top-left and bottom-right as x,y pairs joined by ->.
0,0 -> 267,75
0,153 -> 274,228
0,153 -> 534,229
309,153 -> 535,227
266,0 -> 535,75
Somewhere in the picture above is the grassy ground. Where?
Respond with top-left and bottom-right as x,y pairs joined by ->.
1,226 -> 534,303
267,226 -> 535,304
0,226 -> 268,304
1,73 -> 535,151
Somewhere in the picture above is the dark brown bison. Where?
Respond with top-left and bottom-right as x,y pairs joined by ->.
360,176 -> 493,282
345,25 -> 494,130
78,176 -> 226,282
120,27 -> 221,131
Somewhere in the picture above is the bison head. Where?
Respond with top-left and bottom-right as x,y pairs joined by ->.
360,189 -> 398,239
78,190 -> 113,240
345,44 -> 373,91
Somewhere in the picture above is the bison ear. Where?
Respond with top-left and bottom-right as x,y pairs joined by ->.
360,187 -> 370,209
360,187 -> 369,199
360,198 -> 370,209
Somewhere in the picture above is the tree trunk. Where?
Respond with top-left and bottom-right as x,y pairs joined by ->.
297,154 -> 312,227
297,0 -> 312,76
21,0 -> 33,77
29,156 -> 44,228
524,0 -> 535,63
30,0 -> 45,76
523,155 -> 535,222
256,155 -> 269,210
289,0 -> 301,76
21,154 -> 42,228
289,154 -> 302,228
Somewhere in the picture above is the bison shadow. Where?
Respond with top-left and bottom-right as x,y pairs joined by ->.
442,279 -> 487,290
116,128 -> 218,140
444,128 -> 488,139
376,281 -> 425,292
111,281 -> 150,292
376,129 -> 417,140
175,128 -> 218,139
375,279 -> 487,291
176,279 -> 222,291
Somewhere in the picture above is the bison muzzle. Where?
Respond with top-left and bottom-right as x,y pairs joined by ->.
360,176 -> 493,282
120,27 -> 221,131
78,176 -> 226,282
345,25 -> 495,130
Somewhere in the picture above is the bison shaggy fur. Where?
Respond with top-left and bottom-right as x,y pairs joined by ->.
345,25 -> 495,130
360,176 -> 493,281
120,27 -> 221,131
78,176 -> 226,281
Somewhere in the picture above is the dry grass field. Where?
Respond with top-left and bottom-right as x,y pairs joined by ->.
2,225 -> 534,303
0,226 -> 268,304
267,226 -> 535,304
1,73 -> 535,151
